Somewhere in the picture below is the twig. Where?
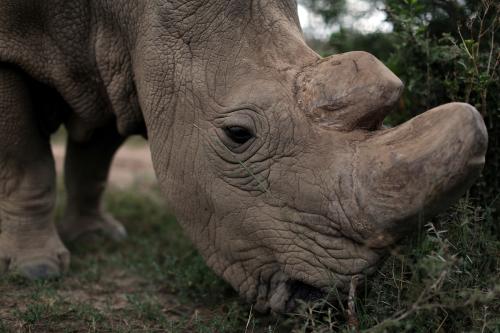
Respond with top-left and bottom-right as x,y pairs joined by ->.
347,275 -> 360,333
244,305 -> 253,333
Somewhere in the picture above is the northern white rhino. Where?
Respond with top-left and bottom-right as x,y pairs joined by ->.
0,0 -> 487,312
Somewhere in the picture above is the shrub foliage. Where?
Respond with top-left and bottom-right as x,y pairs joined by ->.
298,0 -> 500,331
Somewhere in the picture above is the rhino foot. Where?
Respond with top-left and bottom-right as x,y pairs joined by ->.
0,234 -> 70,280
58,212 -> 127,243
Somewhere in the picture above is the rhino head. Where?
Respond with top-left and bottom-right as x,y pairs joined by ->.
133,0 -> 488,312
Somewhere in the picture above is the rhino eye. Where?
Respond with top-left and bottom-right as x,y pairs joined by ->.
223,126 -> 254,145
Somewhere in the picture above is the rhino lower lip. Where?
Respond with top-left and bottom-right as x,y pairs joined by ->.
263,275 -> 327,313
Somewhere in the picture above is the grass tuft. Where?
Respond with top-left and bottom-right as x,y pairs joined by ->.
0,185 -> 498,332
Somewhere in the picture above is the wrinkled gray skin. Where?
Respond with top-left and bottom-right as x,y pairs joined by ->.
0,0 -> 488,312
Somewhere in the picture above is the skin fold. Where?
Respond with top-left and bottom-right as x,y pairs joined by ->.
0,0 -> 488,312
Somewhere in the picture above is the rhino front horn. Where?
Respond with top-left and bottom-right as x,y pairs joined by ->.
353,102 -> 488,247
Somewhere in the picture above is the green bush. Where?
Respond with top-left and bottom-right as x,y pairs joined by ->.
307,0 -> 499,203
298,0 -> 500,331
383,0 -> 499,205
327,28 -> 396,60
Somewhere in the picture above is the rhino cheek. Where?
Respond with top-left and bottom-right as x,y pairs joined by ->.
201,179 -> 385,312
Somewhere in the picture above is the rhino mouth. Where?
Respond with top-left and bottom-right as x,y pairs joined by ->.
287,280 -> 325,305
257,275 -> 327,313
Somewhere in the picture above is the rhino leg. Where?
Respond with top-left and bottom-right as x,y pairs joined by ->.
0,64 -> 69,279
58,125 -> 127,243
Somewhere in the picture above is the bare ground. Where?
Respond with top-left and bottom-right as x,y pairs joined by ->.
51,140 -> 156,189
0,141 -> 251,332
1,141 -> 498,332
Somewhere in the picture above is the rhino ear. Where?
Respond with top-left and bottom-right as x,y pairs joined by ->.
295,51 -> 403,131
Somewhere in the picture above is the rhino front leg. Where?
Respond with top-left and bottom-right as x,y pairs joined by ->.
58,125 -> 127,243
0,64 -> 69,279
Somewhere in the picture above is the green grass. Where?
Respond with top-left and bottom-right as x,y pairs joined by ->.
0,185 -> 498,332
